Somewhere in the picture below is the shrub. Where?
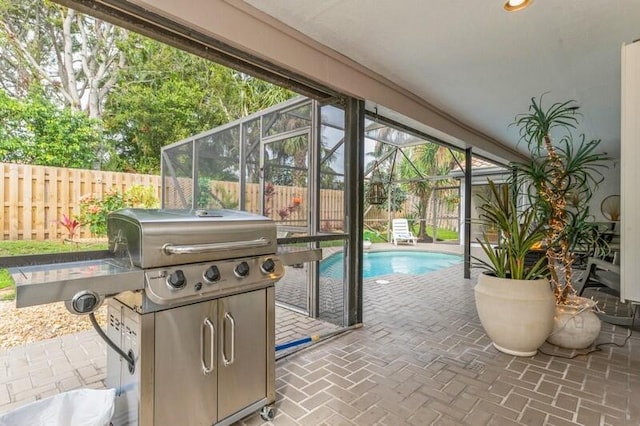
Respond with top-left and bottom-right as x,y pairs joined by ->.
79,185 -> 159,237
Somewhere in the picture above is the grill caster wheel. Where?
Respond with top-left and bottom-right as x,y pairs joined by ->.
260,404 -> 275,421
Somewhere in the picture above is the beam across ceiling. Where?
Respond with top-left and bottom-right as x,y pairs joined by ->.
53,0 -> 341,103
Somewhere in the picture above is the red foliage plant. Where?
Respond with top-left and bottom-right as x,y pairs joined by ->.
60,214 -> 81,240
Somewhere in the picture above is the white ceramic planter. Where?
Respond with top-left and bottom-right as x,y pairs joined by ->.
547,297 -> 601,349
475,273 -> 555,357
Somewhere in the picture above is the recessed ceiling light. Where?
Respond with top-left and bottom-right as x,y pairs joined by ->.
504,0 -> 532,12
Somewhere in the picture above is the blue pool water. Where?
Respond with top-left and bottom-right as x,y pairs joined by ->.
319,250 -> 463,279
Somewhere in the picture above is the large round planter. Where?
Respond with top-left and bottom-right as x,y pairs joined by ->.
547,297 -> 601,349
475,273 -> 555,357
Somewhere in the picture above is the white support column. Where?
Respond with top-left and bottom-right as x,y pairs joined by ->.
621,40 -> 640,302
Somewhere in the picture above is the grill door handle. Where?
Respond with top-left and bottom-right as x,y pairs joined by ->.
201,318 -> 215,374
222,312 -> 236,367
163,238 -> 270,255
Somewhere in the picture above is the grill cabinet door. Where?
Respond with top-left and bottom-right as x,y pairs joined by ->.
217,289 -> 267,420
155,301 -> 218,425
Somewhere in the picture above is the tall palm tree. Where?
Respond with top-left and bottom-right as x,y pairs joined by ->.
400,144 -> 457,240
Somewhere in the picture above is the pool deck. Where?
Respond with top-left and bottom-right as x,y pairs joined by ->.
2,242 -> 639,425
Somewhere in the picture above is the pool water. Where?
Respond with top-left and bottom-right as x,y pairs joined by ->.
319,250 -> 463,279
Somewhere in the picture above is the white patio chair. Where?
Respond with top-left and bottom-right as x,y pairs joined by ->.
391,219 -> 417,245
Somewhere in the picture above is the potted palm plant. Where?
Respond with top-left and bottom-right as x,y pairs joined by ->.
474,180 -> 556,357
512,97 -> 607,349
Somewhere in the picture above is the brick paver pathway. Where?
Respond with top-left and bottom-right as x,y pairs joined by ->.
1,261 -> 639,425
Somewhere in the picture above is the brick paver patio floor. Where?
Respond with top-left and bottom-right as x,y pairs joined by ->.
1,258 -> 639,425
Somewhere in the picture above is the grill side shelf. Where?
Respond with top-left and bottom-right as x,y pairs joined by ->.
278,248 -> 322,266
9,259 -> 144,308
0,250 -> 113,268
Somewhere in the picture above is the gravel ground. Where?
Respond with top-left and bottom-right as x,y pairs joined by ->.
0,299 -> 107,350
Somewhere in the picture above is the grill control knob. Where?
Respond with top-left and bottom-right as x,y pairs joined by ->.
260,258 -> 276,274
204,265 -> 220,283
68,290 -> 102,315
167,270 -> 186,289
234,261 -> 250,278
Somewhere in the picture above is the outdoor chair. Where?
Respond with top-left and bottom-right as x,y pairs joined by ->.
391,219 -> 417,245
576,256 -> 639,326
576,257 -> 620,296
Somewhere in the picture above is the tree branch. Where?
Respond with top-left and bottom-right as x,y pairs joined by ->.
61,8 -> 81,110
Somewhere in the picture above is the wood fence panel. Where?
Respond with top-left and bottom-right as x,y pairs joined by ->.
34,166 -> 45,239
245,182 -> 260,214
9,165 -> 19,239
319,188 -> 344,232
163,176 -> 193,209
0,165 -> 4,239
23,165 -> 33,241
47,166 -> 57,239
59,167 -> 69,239
1,163 -> 162,241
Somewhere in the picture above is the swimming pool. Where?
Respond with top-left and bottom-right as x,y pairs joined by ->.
319,250 -> 463,279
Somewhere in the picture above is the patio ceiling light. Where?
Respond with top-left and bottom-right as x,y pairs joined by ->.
504,0 -> 532,12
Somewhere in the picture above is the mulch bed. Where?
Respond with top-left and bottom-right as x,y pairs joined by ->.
0,298 -> 106,350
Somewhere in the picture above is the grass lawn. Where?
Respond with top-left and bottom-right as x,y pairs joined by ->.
426,226 -> 458,241
0,240 -> 108,299
365,226 -> 459,243
0,269 -> 13,299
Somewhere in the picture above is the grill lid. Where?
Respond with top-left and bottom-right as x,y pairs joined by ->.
107,209 -> 277,268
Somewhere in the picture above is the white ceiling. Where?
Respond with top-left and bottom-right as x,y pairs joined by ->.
244,0 -> 640,159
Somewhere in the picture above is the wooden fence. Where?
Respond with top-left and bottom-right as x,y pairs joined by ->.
1,163 -> 161,240
164,178 -> 346,232
364,188 -> 460,235
244,182 -> 345,232
2,162 -> 458,241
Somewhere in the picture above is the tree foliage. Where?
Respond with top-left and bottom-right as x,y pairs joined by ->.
102,35 -> 294,173
0,0 -> 126,118
0,88 -> 100,168
0,1 -> 294,173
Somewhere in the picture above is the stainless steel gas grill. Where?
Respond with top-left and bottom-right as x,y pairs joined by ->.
104,208 -> 284,426
9,208 -> 317,426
